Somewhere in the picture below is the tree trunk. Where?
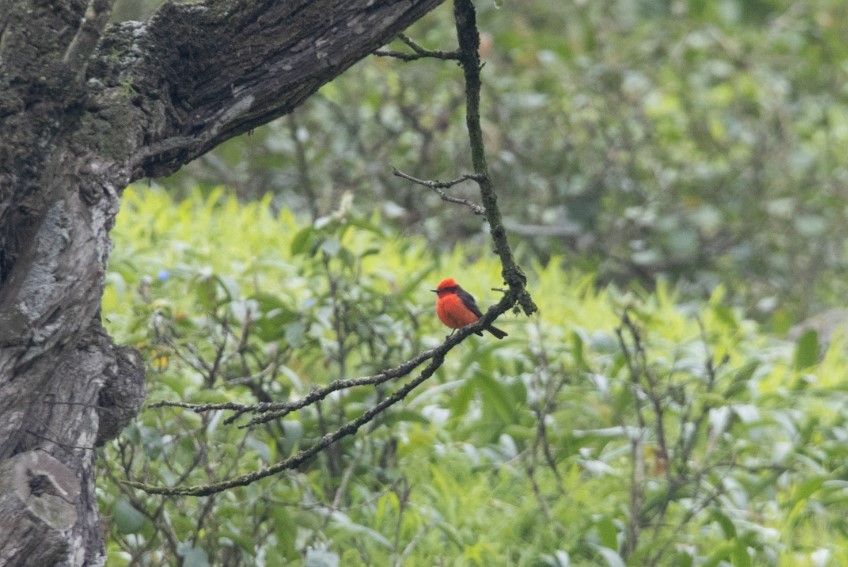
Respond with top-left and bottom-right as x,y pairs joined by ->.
0,0 -> 444,564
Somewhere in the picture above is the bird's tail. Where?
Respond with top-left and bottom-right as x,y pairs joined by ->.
486,325 -> 508,339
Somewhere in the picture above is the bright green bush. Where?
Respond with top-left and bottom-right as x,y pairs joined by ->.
102,188 -> 848,566
152,0 -> 848,323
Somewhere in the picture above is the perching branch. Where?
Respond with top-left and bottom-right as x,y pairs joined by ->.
131,284 -> 515,496
125,316 -> 506,496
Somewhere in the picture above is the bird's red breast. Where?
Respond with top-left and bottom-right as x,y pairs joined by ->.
436,292 -> 480,329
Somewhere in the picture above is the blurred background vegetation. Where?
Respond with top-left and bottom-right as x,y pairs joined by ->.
101,0 -> 848,565
117,0 -> 848,325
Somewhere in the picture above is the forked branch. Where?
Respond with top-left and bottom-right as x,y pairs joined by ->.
374,33 -> 461,61
391,168 -> 485,214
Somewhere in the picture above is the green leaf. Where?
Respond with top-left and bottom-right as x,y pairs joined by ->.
113,499 -> 146,534
596,516 -> 618,550
320,237 -> 342,257
284,320 -> 307,348
670,550 -> 693,567
305,548 -> 340,567
723,361 -> 759,398
329,510 -> 392,548
250,292 -> 299,341
571,330 -> 586,369
474,370 -> 516,425
448,376 -> 476,418
702,542 -> 734,567
384,409 -> 429,425
793,329 -> 819,370
590,544 -> 625,567
711,303 -> 737,329
177,543 -> 211,567
346,216 -> 386,236
290,227 -> 316,256
279,420 -> 303,456
710,509 -> 736,539
731,540 -> 752,567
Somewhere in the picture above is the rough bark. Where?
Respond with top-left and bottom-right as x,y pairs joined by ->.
0,0 -> 444,564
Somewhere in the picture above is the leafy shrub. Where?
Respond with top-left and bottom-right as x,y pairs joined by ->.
102,188 -> 848,566
151,0 -> 848,323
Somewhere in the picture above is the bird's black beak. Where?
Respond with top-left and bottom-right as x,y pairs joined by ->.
430,289 -> 438,293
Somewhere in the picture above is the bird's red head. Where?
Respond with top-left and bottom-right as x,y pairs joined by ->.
432,278 -> 460,296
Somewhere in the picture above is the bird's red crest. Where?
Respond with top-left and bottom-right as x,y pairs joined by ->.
436,278 -> 459,291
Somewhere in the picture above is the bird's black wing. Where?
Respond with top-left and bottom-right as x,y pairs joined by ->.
456,288 -> 483,318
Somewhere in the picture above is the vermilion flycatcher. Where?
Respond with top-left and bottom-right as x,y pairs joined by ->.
432,278 -> 508,339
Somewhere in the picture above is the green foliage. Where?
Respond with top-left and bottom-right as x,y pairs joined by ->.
155,0 -> 848,324
102,188 -> 848,565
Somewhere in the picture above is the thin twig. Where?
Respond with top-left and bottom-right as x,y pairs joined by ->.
148,399 -> 247,412
392,168 -> 483,189
374,33 -> 461,62
287,113 -> 320,220
616,312 -> 647,559
392,167 -> 485,215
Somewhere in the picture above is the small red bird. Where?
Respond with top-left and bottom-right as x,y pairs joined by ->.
432,278 -> 508,339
